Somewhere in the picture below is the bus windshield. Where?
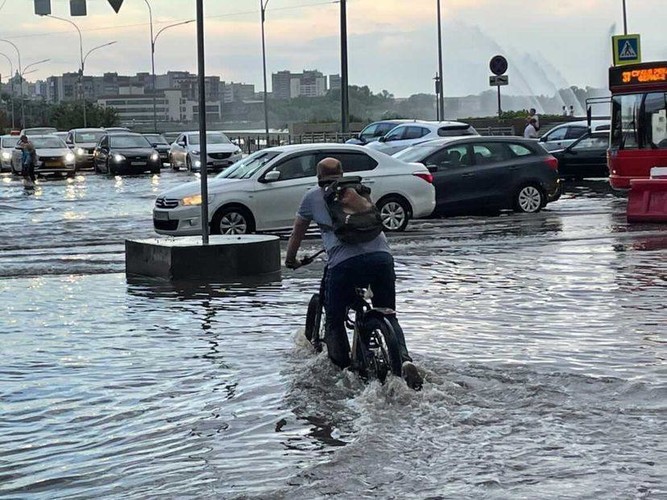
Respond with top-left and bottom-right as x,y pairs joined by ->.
611,91 -> 667,150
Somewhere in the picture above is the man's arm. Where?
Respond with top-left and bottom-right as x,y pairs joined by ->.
285,216 -> 311,268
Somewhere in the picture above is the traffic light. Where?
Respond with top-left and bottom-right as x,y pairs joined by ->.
34,0 -> 51,15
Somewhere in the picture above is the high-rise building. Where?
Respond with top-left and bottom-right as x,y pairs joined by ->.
222,82 -> 255,103
329,74 -> 341,91
271,70 -> 327,99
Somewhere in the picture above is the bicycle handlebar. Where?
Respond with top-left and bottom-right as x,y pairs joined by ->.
297,249 -> 325,268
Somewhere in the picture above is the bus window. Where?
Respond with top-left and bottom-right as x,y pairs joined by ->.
611,94 -> 641,149
644,92 -> 667,149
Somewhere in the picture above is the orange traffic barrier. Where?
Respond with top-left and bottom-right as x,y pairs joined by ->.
627,178 -> 667,222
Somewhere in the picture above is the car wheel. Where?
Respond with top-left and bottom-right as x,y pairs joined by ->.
108,162 -> 117,176
211,206 -> 255,235
151,167 -> 160,174
186,156 -> 193,172
377,196 -> 410,232
514,184 -> 545,213
170,154 -> 178,170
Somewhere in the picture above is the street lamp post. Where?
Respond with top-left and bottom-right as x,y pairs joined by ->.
144,1 -> 194,133
21,59 -> 50,128
0,52 -> 15,128
260,0 -> 270,146
40,15 -> 86,126
436,0 -> 444,121
340,0 -> 349,134
622,0 -> 628,34
0,39 -> 23,128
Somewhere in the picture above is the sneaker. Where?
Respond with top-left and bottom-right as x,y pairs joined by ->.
402,361 -> 423,391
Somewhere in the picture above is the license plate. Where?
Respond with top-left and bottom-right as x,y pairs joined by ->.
45,161 -> 61,167
154,211 -> 169,220
131,161 -> 145,166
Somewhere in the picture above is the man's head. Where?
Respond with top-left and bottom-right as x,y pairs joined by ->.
317,157 -> 343,185
529,118 -> 537,125
19,135 -> 28,142
529,108 -> 536,115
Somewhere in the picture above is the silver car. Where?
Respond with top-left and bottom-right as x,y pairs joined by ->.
1,135 -> 18,172
168,131 -> 243,172
366,121 -> 478,155
538,120 -> 610,152
11,135 -> 76,177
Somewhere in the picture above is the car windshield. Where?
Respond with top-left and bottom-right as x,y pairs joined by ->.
393,143 -> 443,163
144,135 -> 168,145
188,133 -> 231,145
216,150 -> 280,180
25,128 -> 57,135
75,131 -> 105,143
110,136 -> 151,148
1,137 -> 17,147
32,137 -> 66,149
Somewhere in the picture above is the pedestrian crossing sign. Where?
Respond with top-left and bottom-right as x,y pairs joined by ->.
612,34 -> 641,66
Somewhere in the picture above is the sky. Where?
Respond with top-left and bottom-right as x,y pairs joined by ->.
0,0 -> 666,98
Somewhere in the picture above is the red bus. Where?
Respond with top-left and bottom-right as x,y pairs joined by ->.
608,61 -> 667,189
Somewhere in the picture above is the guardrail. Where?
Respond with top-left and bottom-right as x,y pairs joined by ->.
228,126 -> 518,154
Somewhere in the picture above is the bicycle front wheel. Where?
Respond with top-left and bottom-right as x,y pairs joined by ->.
361,316 -> 403,383
304,293 -> 323,352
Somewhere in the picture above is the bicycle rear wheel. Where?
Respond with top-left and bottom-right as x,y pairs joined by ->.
304,293 -> 323,352
359,316 -> 402,383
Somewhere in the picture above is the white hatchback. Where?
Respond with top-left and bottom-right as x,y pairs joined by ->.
366,120 -> 478,155
153,144 -> 435,235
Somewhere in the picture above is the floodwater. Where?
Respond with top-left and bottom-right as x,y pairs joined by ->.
1,172 -> 665,499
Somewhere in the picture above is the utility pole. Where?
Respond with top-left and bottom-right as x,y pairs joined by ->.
436,0 -> 445,120
0,39 -> 23,128
622,0 -> 628,35
340,0 -> 349,134
260,0 -> 270,146
0,52 -> 15,128
196,0 -> 209,245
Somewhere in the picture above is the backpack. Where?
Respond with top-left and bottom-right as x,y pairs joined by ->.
323,176 -> 384,244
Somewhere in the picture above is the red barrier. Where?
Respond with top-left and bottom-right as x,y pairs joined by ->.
627,179 -> 667,222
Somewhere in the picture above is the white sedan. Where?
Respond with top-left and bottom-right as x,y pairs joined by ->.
168,131 -> 243,172
153,144 -> 435,235
366,120 -> 478,155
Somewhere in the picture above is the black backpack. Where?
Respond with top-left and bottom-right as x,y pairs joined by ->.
323,176 -> 384,244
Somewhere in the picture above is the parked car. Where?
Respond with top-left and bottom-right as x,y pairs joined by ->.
1,135 -> 17,172
538,120 -> 610,152
366,121 -> 479,155
104,127 -> 132,133
93,133 -> 161,175
393,136 -> 560,215
345,120 -> 418,145
20,127 -> 57,136
53,131 -> 70,144
10,135 -> 76,177
169,131 -> 243,172
142,133 -> 170,165
65,128 -> 107,170
551,131 -> 610,180
153,144 -> 436,236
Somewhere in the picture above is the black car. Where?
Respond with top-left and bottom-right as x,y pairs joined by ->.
551,131 -> 609,180
142,133 -> 170,165
93,133 -> 161,175
394,136 -> 561,215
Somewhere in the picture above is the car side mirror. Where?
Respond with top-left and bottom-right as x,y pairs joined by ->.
263,171 -> 281,182
177,141 -> 186,147
378,136 -> 387,143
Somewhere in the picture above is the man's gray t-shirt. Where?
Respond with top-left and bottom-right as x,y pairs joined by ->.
297,186 -> 390,268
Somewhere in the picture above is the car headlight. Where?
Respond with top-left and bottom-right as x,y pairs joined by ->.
233,148 -> 242,155
1,151 -> 11,160
181,194 -> 202,206
113,154 -> 125,162
194,160 -> 201,168
76,147 -> 86,156
150,152 -> 160,162
191,150 -> 200,156
65,152 -> 75,163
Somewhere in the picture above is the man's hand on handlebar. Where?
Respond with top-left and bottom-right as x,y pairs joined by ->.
285,258 -> 301,269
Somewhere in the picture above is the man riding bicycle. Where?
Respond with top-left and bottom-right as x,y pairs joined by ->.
285,157 -> 423,390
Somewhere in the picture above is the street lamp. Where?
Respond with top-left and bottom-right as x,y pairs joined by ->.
340,0 -> 349,134
144,0 -> 195,133
260,0 -> 270,145
0,51 -> 15,128
436,0 -> 444,121
20,59 -> 50,129
622,0 -> 628,34
0,39 -> 23,128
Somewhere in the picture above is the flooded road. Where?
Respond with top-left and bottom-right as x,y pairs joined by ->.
1,172 -> 665,498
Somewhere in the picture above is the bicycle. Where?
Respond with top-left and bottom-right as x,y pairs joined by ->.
298,250 -> 404,384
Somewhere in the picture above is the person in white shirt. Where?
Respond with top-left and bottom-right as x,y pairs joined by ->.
524,118 -> 538,138
528,108 -> 540,131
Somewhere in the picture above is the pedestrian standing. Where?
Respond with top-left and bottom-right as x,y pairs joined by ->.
18,135 -> 36,188
562,106 -> 568,116
569,105 -> 575,117
523,118 -> 538,139
527,108 -> 540,131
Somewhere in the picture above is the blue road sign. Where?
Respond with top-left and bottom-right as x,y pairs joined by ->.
612,34 -> 641,66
